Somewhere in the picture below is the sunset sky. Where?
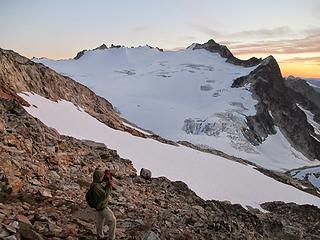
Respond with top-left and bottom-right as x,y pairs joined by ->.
1,0 -> 319,78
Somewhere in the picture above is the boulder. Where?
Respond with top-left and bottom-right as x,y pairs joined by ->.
140,168 -> 152,180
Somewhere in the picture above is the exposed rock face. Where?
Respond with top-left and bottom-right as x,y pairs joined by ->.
74,49 -> 87,60
74,44 -> 108,60
285,76 -> 320,114
232,56 -> 320,160
93,43 -> 108,51
111,44 -> 122,48
192,39 -> 262,67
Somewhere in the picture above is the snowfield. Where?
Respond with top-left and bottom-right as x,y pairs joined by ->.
19,93 -> 320,209
34,46 -> 319,171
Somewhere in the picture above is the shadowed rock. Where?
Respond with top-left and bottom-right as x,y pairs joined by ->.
191,39 -> 262,67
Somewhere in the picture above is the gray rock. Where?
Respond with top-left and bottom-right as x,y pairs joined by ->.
0,228 -> 10,238
140,168 -> 152,180
19,222 -> 44,240
3,235 -> 17,240
192,39 -> 261,67
142,231 -> 160,240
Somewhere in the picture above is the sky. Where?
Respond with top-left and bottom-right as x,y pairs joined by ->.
0,0 -> 319,78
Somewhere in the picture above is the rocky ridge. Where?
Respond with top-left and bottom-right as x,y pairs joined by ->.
191,39 -> 262,67
285,76 -> 320,113
1,97 -> 320,239
73,43 -> 163,60
231,56 -> 320,161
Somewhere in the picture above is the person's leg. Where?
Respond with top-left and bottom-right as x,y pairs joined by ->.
105,207 -> 116,240
96,209 -> 108,239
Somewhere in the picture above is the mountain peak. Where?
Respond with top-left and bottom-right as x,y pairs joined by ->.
93,43 -> 108,50
190,39 -> 261,67
74,49 -> 87,60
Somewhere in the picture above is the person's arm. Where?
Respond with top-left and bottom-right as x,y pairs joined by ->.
94,184 -> 107,198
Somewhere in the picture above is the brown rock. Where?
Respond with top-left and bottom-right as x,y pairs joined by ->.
7,175 -> 22,193
19,222 -> 44,240
3,134 -> 21,148
16,215 -> 31,225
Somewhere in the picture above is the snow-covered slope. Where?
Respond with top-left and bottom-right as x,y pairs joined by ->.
19,92 -> 320,209
34,46 -> 317,171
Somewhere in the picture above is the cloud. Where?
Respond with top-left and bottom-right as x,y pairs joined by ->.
191,25 -> 224,38
191,25 -> 320,58
228,26 -> 295,39
192,25 -> 297,40
279,56 -> 320,64
229,28 -> 320,55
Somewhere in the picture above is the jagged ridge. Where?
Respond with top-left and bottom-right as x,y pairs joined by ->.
191,39 -> 262,67
232,56 -> 320,160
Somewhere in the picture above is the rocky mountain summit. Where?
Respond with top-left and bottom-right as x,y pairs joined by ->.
232,56 -> 320,160
1,96 -> 320,240
191,39 -> 262,67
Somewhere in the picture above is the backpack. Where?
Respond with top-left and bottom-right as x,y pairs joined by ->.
85,185 -> 98,209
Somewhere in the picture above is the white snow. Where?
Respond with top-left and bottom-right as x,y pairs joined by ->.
19,92 -> 320,209
34,47 -> 320,171
122,122 -> 152,135
291,166 -> 320,190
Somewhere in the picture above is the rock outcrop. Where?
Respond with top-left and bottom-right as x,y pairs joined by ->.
0,98 -> 319,239
93,43 -> 108,51
285,76 -> 320,113
232,56 -> 320,160
191,39 -> 262,67
74,49 -> 87,60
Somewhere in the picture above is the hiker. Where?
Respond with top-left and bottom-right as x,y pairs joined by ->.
90,168 -> 116,240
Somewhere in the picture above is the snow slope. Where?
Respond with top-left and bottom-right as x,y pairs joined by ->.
19,93 -> 320,209
34,47 -> 318,171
